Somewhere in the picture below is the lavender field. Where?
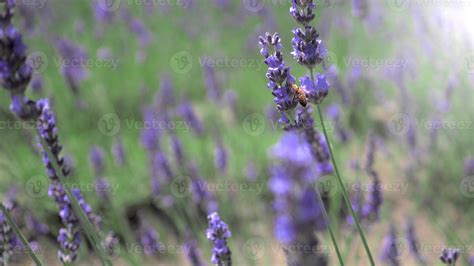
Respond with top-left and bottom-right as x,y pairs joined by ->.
0,0 -> 473,265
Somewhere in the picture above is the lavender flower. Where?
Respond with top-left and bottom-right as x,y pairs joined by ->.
138,223 -> 160,256
170,133 -> 185,165
112,139 -> 126,167
184,238 -> 205,266
56,38 -> 89,99
155,74 -> 175,111
299,72 -> 329,104
0,1 -> 39,121
25,213 -> 49,236
362,171 -> 382,222
214,138 -> 228,175
89,146 -> 105,177
0,207 -> 17,265
269,132 -> 327,265
405,219 -> 425,264
179,100 -> 204,136
206,212 -> 232,266
380,225 -> 400,266
30,75 -> 43,93
259,32 -> 297,112
464,156 -> 474,176
203,64 -> 222,101
188,162 -> 218,214
141,107 -> 161,152
440,248 -> 460,265
37,99 -> 101,262
297,108 -> 333,175
290,0 -> 326,69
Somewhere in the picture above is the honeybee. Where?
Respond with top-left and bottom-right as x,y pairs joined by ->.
291,83 -> 307,107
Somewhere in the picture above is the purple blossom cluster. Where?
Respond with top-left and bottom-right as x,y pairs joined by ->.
206,212 -> 232,266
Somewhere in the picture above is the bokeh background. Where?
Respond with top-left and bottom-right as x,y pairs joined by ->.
0,0 -> 473,265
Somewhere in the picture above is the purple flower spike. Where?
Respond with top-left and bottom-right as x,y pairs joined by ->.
259,32 -> 298,112
380,225 -> 400,266
89,146 -> 105,177
440,248 -> 460,265
112,139 -> 126,167
184,238 -> 205,266
36,99 -> 102,262
269,132 -> 327,265
405,219 -> 425,264
206,212 -> 232,266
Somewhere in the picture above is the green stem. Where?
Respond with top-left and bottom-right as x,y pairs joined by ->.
312,182 -> 344,265
35,129 -> 112,266
315,104 -> 374,265
0,203 -> 44,266
308,68 -> 374,265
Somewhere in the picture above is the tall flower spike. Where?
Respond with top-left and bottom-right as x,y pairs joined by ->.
259,32 -> 298,111
380,225 -> 400,266
206,212 -> 232,266
36,99 -> 101,262
269,132 -> 327,265
405,219 -> 425,264
0,1 -> 39,121
184,238 -> 205,266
